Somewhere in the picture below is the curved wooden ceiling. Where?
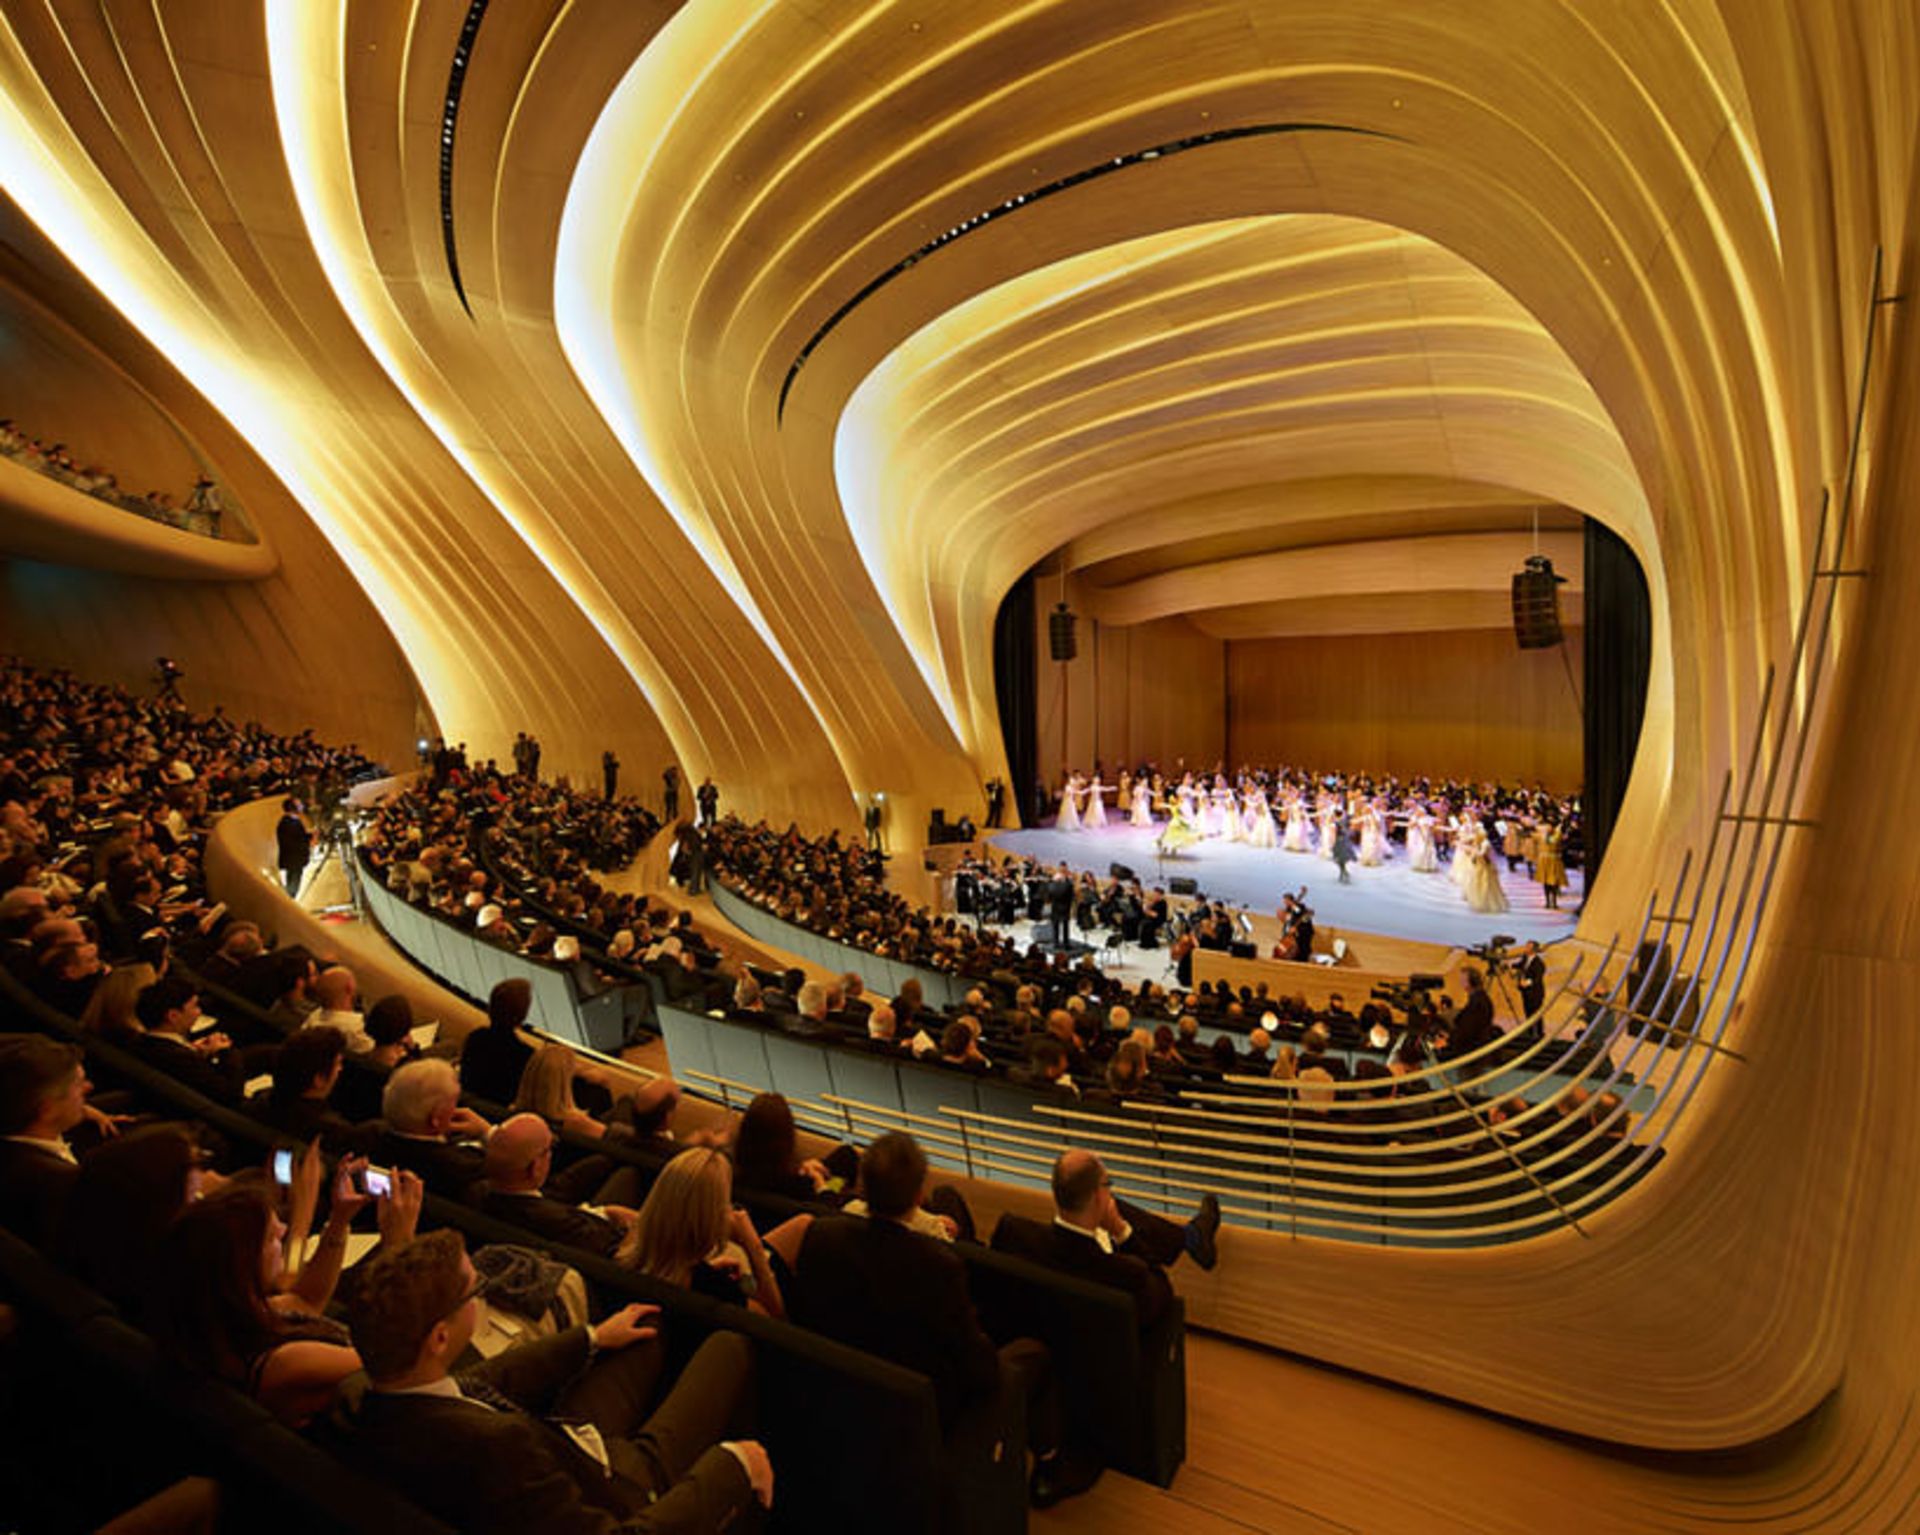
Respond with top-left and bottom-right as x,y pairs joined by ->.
1,0 -> 1917,1502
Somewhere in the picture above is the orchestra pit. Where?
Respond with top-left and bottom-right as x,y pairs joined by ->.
0,3 -> 1916,1532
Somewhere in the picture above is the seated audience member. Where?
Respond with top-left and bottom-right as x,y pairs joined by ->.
196,920 -> 264,992
1086,1038 -> 1156,1105
1242,1024 -> 1274,1073
261,1025 -> 368,1151
0,1037 -> 116,1244
310,965 -> 371,1053
263,951 -> 321,1032
1295,1021 -> 1348,1081
792,1132 -> 1090,1506
332,994 -> 422,1123
130,973 -> 243,1105
1009,1035 -> 1079,1097
31,934 -> 106,1017
153,1159 -> 422,1426
377,1058 -> 494,1199
938,1018 -> 991,1073
618,1148 -> 799,1327
335,1230 -> 773,1533
512,1042 -> 680,1145
478,1113 -> 640,1258
864,1002 -> 908,1055
459,978 -> 535,1106
56,1122 -> 218,1311
76,961 -> 156,1044
729,1092 -> 856,1207
992,1150 -> 1223,1331
1,885 -> 50,981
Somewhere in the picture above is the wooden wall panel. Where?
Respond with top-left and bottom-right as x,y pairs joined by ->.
1226,627 -> 1584,789
1035,575 -> 1225,789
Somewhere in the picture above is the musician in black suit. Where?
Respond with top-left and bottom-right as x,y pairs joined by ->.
335,1230 -> 771,1534
1046,867 -> 1074,949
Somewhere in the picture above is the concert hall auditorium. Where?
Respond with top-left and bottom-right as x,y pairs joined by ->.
0,3 -> 1915,1531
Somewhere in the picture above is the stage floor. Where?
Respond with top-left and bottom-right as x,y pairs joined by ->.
988,821 -> 1582,949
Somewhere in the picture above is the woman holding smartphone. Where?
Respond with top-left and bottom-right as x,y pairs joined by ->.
152,1142 -> 422,1426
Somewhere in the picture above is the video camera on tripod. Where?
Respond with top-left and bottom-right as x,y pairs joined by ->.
1369,973 -> 1446,1015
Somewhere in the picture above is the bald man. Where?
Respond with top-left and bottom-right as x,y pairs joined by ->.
311,964 -> 371,1053
990,1150 -> 1221,1330
478,1112 -> 648,1258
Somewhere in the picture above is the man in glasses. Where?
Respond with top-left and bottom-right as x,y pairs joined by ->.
336,1229 -> 771,1533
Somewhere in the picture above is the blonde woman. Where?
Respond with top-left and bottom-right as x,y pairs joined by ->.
79,962 -> 156,1044
510,1043 -> 681,1144
618,1148 -> 807,1329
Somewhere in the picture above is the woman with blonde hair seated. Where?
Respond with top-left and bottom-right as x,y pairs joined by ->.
617,1148 -> 811,1373
78,962 -> 156,1044
511,1041 -> 679,1144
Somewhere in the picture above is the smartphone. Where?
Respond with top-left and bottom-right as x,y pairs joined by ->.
272,1148 -> 294,1186
358,1164 -> 393,1199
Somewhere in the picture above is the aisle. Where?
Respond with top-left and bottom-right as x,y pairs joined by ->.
989,822 -> 1580,949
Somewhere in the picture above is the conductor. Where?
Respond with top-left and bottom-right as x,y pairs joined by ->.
1046,865 -> 1075,950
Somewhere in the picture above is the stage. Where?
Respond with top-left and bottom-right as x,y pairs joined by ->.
987,821 -> 1581,950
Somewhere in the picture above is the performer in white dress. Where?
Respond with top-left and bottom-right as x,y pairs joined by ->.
1219,782 -> 1246,842
1084,778 -> 1109,831
1176,776 -> 1198,825
1460,822 -> 1511,914
1282,791 -> 1311,853
1316,797 -> 1338,859
1130,778 -> 1155,827
1449,814 -> 1475,887
1406,803 -> 1440,873
1243,785 -> 1277,848
1055,774 -> 1082,832
1358,801 -> 1387,867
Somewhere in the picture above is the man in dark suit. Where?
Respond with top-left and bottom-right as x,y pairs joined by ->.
275,796 -> 313,898
695,778 -> 719,825
0,1036 -> 94,1246
791,1131 -> 1092,1507
1516,942 -> 1548,1019
1443,967 -> 1499,1058
130,974 -> 245,1106
335,1230 -> 771,1534
1046,866 -> 1074,950
478,1114 -> 645,1259
376,1057 -> 493,1200
992,1151 -> 1222,1330
661,764 -> 680,821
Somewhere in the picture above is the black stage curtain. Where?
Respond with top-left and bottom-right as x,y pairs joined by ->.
993,569 -> 1039,827
1583,518 -> 1652,883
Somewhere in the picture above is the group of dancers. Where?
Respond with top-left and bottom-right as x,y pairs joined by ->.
1047,765 -> 1572,915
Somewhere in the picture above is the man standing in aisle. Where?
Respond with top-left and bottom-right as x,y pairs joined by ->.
276,795 -> 313,899
696,777 -> 719,826
663,764 -> 681,821
602,749 -> 620,801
